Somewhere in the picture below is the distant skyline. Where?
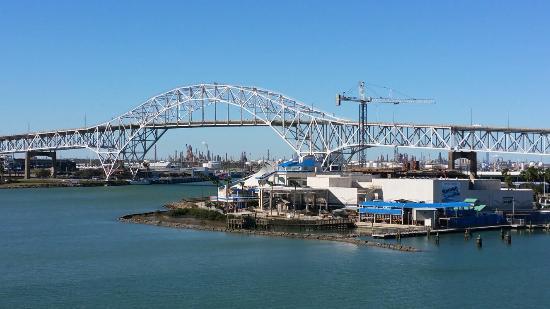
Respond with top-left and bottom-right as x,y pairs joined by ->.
1,1 -> 549,161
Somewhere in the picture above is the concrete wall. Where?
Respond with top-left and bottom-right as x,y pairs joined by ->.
315,174 -> 342,178
307,176 -> 352,188
308,174 -> 378,189
309,175 -> 533,209
328,177 -> 353,188
412,209 -> 437,222
349,174 -> 378,182
327,187 -> 358,206
467,189 -> 533,210
306,176 -> 329,188
356,182 -> 375,189
433,180 -> 471,203
306,175 -> 359,206
432,179 -> 533,209
276,172 -> 315,186
372,178 -> 533,210
372,179 -> 436,202
471,179 -> 501,191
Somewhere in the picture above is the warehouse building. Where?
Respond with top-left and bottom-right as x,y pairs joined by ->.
368,178 -> 533,210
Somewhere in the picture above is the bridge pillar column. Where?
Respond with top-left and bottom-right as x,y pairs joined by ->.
448,151 -> 477,178
24,151 -> 57,179
50,151 -> 57,179
24,151 -> 31,180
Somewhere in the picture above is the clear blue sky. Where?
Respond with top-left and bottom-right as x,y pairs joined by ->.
1,1 -> 549,161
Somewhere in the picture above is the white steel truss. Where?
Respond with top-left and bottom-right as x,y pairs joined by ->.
1,83 -> 550,179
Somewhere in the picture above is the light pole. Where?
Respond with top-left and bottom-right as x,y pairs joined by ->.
270,181 -> 273,216
512,197 -> 515,225
239,181 -> 245,213
293,183 -> 297,218
225,179 -> 230,213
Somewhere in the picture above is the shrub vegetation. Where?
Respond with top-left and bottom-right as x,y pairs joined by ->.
168,208 -> 226,221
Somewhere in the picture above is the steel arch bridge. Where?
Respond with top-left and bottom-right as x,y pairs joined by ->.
1,83 -> 550,179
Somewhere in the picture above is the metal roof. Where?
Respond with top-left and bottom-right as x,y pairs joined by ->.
359,201 -> 471,209
278,158 -> 316,168
359,207 -> 402,215
474,205 -> 487,212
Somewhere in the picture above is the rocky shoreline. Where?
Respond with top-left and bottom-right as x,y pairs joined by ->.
120,212 -> 420,253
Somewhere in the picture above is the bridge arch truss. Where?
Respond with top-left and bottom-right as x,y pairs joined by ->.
1,83 -> 550,179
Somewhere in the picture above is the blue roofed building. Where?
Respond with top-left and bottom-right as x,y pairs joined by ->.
274,155 -> 320,186
366,178 -> 533,211
358,200 -> 506,228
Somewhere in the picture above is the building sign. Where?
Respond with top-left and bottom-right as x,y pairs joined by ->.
441,181 -> 460,202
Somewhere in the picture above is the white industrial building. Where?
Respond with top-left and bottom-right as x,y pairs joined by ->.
369,178 -> 533,210
202,161 -> 221,169
148,161 -> 174,170
247,160 -> 534,211
299,175 -> 533,210
306,174 -> 377,207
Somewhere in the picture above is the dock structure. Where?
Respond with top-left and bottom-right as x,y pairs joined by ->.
372,225 -> 509,239
371,223 -> 550,239
226,216 -> 258,229
227,216 -> 355,231
262,218 -> 355,231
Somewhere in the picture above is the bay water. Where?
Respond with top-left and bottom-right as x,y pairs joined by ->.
1,184 -> 549,308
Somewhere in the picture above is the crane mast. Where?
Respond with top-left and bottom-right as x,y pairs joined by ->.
336,81 -> 434,167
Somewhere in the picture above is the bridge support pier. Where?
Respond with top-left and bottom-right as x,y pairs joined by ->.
448,151 -> 477,178
24,151 -> 57,179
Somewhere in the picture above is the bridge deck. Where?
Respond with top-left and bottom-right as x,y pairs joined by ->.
2,120 -> 550,141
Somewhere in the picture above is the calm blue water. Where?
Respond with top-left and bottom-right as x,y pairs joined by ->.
1,184 -> 549,308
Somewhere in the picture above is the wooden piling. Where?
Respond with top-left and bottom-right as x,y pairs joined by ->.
464,228 -> 471,240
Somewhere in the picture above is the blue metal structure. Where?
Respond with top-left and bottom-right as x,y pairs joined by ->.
359,201 -> 471,209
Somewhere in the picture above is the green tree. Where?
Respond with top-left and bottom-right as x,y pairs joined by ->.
520,166 -> 540,183
74,168 -> 103,179
0,160 -> 4,183
35,169 -> 51,178
542,168 -> 550,194
501,168 -> 513,189
288,179 -> 300,216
